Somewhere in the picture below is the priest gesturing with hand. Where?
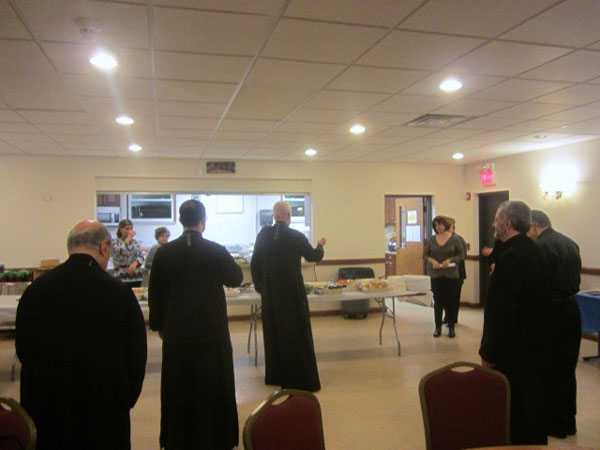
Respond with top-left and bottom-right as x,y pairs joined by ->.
251,201 -> 327,392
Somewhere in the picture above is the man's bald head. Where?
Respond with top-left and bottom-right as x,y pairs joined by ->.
273,201 -> 291,224
67,220 -> 111,254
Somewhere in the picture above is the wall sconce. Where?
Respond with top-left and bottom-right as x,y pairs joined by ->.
543,190 -> 562,200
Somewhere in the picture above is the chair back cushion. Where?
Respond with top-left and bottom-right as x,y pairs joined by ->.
421,364 -> 509,450
0,404 -> 28,450
249,395 -> 324,450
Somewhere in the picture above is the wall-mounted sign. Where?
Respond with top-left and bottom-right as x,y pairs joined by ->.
407,209 -> 417,224
207,161 -> 236,174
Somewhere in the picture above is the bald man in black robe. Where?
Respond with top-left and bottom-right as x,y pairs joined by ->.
251,201 -> 327,392
16,220 -> 147,450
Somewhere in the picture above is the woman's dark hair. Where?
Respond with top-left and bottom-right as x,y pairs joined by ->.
154,226 -> 169,240
116,219 -> 133,238
432,215 -> 451,233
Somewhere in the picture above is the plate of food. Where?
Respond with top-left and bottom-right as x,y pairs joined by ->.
224,287 -> 240,296
359,279 -> 390,293
132,287 -> 147,298
335,279 -> 361,291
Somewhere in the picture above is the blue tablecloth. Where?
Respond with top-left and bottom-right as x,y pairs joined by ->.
576,292 -> 600,334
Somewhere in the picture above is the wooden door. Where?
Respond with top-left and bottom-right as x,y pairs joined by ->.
478,191 -> 509,306
395,197 -> 425,275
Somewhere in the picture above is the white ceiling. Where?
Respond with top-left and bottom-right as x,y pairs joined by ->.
1,0 -> 600,164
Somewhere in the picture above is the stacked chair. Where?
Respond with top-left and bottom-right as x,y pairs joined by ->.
0,397 -> 36,450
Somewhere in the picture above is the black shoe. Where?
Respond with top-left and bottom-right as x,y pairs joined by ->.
433,328 -> 442,338
547,428 -> 567,439
448,327 -> 455,338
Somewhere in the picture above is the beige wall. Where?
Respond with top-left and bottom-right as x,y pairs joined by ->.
0,154 -> 465,267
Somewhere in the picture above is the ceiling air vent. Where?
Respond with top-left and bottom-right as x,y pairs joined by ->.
406,113 -> 473,128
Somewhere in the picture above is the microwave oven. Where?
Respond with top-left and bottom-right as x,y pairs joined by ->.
97,207 -> 121,226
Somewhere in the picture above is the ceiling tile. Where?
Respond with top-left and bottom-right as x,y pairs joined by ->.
63,74 -> 155,99
157,80 -> 236,103
246,58 -> 345,88
371,94 -> 450,114
159,137 -> 207,148
401,73 -> 505,97
226,86 -> 312,120
154,0 -> 286,15
469,78 -> 571,102
36,124 -> 99,135
154,7 -> 272,54
378,126 -> 435,137
11,140 -> 66,152
155,51 -> 252,82
42,43 -> 153,78
158,128 -> 213,139
18,110 -> 93,125
0,41 -> 83,110
503,119 -> 568,132
262,131 -> 317,143
0,140 -> 24,154
283,0 -> 422,27
357,30 -> 485,70
489,102 -> 573,119
212,130 -> 268,140
401,0 -> 556,38
306,90 -> 389,110
426,128 -> 483,139
0,0 -> 31,39
0,132 -> 53,144
433,98 -> 516,116
0,122 -> 40,133
520,50 -> 600,82
0,110 -> 26,123
533,84 -> 600,105
500,0 -> 600,48
453,116 -> 527,130
554,119 -> 600,134
159,116 -> 219,130
273,121 -> 335,134
157,101 -> 227,118
286,108 -> 358,123
445,41 -> 571,77
327,66 -> 428,93
351,111 -> 419,127
262,18 -> 387,64
202,147 -> 250,158
473,130 -> 530,141
218,118 -> 280,132
530,104 -> 600,122
79,97 -> 156,117
19,0 -> 149,48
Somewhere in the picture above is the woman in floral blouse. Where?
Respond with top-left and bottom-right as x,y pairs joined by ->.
111,219 -> 144,287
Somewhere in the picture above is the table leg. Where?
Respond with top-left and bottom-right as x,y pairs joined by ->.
254,306 -> 259,367
582,332 -> 600,361
247,304 -> 254,354
391,297 -> 401,356
378,297 -> 386,345
11,353 -> 18,382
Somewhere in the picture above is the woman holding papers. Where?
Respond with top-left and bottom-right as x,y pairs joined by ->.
423,215 -> 465,338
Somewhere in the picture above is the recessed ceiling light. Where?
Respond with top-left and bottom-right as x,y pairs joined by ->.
439,78 -> 463,92
535,134 -> 548,139
128,143 -> 142,152
350,124 -> 365,134
90,51 -> 118,71
305,148 -> 317,156
452,152 -> 464,160
116,115 -> 134,125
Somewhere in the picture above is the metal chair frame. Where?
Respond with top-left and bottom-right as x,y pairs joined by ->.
0,397 -> 37,450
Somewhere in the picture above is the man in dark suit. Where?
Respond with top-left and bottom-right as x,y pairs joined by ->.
149,200 -> 242,450
479,201 -> 547,445
16,220 -> 147,450
528,210 -> 582,438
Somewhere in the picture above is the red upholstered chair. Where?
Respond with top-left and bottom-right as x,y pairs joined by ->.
243,389 -> 325,450
0,397 -> 36,450
418,361 -> 510,450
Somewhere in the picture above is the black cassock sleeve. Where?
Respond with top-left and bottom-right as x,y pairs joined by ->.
123,287 -> 147,408
15,283 -> 38,365
250,228 -> 267,294
296,232 -> 324,263
219,245 -> 243,288
148,246 -> 168,331
479,254 -> 522,364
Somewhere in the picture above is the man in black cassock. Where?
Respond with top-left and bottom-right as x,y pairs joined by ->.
251,201 -> 327,392
149,199 -> 242,450
479,201 -> 548,445
16,220 -> 147,450
528,210 -> 582,438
